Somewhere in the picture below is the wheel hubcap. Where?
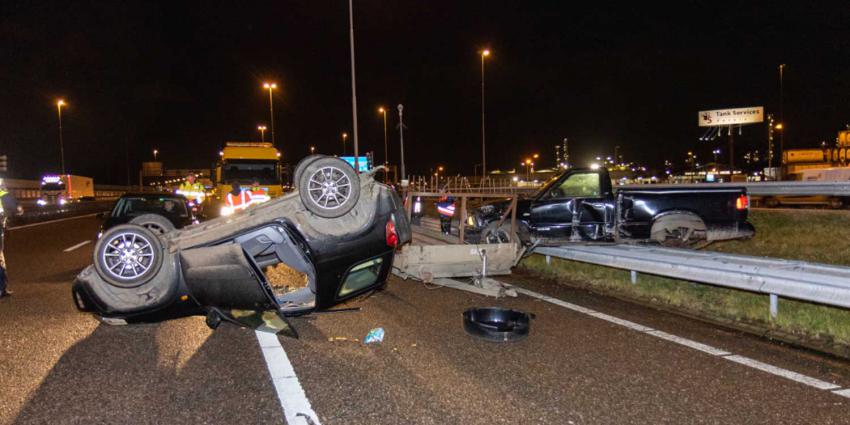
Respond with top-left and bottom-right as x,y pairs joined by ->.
101,232 -> 155,281
307,166 -> 352,210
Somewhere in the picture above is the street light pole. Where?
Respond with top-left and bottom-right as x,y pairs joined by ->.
480,49 -> 490,180
342,133 -> 348,155
379,107 -> 388,167
56,99 -> 66,174
348,0 -> 360,172
397,104 -> 406,181
257,125 -> 267,142
778,64 -> 786,179
153,149 -> 158,161
263,83 -> 277,148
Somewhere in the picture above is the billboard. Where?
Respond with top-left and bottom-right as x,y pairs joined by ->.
340,156 -> 370,172
698,106 -> 764,127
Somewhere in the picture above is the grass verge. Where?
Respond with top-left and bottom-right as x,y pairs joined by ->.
519,208 -> 850,357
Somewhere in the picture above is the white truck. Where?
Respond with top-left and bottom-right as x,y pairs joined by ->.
38,174 -> 95,206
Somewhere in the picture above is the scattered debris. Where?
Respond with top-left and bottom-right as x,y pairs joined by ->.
463,307 -> 533,342
265,262 -> 309,295
364,327 -> 385,344
328,336 -> 358,343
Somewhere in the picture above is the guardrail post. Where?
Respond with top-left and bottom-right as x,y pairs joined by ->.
545,255 -> 551,265
769,294 -> 778,320
630,270 -> 638,285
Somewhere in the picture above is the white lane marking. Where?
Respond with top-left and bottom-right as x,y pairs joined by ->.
723,355 -> 841,390
63,240 -> 91,252
587,311 -> 655,332
255,331 -> 321,425
831,388 -> 850,398
517,287 -> 848,395
8,212 -> 104,230
646,330 -> 731,356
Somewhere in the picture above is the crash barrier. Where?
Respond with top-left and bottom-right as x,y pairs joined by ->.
535,244 -> 850,318
619,181 -> 850,197
410,177 -> 850,197
405,191 -> 519,244
3,178 -> 140,200
406,175 -> 543,194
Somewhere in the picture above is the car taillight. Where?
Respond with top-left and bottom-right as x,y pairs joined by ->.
386,218 -> 398,248
736,194 -> 749,210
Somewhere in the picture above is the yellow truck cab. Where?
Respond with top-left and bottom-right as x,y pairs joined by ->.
213,142 -> 284,215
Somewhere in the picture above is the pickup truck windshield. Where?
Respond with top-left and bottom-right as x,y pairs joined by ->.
542,172 -> 601,199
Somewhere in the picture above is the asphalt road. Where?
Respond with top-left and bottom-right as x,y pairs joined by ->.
2,216 -> 850,424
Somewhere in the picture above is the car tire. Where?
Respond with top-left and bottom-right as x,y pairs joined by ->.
298,156 -> 361,218
293,154 -> 326,189
93,224 -> 164,288
129,214 -> 176,234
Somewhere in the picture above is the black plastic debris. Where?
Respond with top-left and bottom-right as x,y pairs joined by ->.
463,307 -> 533,342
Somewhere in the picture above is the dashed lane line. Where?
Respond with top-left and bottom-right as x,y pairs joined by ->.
63,240 -> 91,252
515,287 -> 849,398
256,331 -> 322,425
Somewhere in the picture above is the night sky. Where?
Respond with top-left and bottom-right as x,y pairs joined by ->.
2,1 -> 849,183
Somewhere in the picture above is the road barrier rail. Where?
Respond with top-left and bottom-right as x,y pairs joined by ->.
535,244 -> 850,317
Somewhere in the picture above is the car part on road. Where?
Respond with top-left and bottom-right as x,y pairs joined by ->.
463,307 -> 532,342
93,224 -> 164,287
298,156 -> 361,218
129,213 -> 176,234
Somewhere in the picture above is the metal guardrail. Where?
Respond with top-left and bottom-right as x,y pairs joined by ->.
619,181 -> 850,197
535,245 -> 850,316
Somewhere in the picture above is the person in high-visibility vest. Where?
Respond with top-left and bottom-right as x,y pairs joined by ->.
436,189 -> 456,235
224,182 -> 253,215
248,179 -> 271,206
176,174 -> 205,205
0,179 -> 21,298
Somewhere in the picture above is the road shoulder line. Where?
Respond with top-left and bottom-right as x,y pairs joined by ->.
516,287 -> 846,396
9,212 -> 104,230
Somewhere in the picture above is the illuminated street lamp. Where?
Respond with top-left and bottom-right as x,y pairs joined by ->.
257,125 -> 267,142
480,48 -> 491,180
341,132 -> 348,155
712,148 -> 721,165
310,145 -> 316,154
153,149 -> 159,161
56,99 -> 66,174
262,82 -> 277,148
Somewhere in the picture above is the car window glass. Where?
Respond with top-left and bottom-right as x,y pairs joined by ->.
547,173 -> 600,199
338,257 -> 383,297
120,197 -> 188,218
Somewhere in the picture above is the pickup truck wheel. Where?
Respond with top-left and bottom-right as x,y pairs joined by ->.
482,222 -> 529,245
93,224 -> 164,287
129,214 -> 175,235
298,157 -> 361,218
650,214 -> 707,248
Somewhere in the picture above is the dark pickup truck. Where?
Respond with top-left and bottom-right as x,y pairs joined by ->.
469,168 -> 754,248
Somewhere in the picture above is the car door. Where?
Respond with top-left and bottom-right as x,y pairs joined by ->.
530,171 -> 605,243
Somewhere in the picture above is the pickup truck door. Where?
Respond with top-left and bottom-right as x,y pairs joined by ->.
530,171 -> 607,242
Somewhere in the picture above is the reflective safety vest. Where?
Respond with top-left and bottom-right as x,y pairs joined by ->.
437,204 -> 455,217
225,190 -> 253,212
248,188 -> 271,205
176,182 -> 205,202
0,189 -> 6,215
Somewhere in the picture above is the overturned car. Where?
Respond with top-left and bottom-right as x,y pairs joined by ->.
72,156 -> 411,335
